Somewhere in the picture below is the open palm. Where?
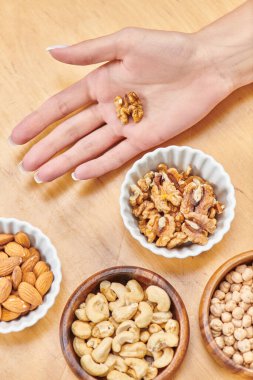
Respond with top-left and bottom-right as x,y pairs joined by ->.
11,28 -> 230,182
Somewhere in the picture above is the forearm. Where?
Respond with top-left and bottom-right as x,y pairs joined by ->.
195,0 -> 253,91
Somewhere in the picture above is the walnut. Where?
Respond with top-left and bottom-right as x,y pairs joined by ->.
167,232 -> 188,249
186,212 -> 217,234
161,181 -> 182,207
156,215 -> 176,247
195,184 -> 215,215
114,92 -> 143,124
132,201 -> 154,218
129,184 -> 143,207
180,182 -> 197,215
181,220 -> 208,245
144,215 -> 159,243
151,185 -> 170,213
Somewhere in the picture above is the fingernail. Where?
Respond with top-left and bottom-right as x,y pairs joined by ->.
18,161 -> 26,174
46,44 -> 68,51
34,172 -> 43,184
8,136 -> 17,146
71,172 -> 80,181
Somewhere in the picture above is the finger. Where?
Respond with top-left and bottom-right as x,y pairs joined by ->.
73,140 -> 142,180
22,105 -> 104,171
34,126 -> 122,182
11,76 -> 95,145
48,31 -> 125,66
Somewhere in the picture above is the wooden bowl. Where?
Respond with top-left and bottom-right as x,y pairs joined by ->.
60,266 -> 190,380
199,250 -> 253,378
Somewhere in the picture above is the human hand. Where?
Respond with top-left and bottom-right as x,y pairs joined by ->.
10,14 -> 250,182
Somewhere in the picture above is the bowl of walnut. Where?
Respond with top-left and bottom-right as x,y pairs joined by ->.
120,146 -> 235,259
199,250 -> 253,377
0,217 -> 61,333
60,266 -> 189,380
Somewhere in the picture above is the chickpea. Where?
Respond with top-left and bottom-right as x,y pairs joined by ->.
242,267 -> 253,282
221,312 -> 232,323
247,306 -> 253,317
232,318 -> 242,328
241,285 -> 251,293
241,289 -> 253,304
225,292 -> 232,303
243,351 -> 253,364
225,273 -> 233,284
211,297 -> 221,305
231,271 -> 243,284
232,291 -> 241,303
212,330 -> 222,338
213,290 -> 225,301
250,362 -> 253,369
234,341 -> 238,350
232,307 -> 244,320
209,315 -> 216,322
225,300 -> 237,312
230,283 -> 242,292
219,281 -> 230,294
239,301 -> 250,312
249,338 -> 253,350
222,322 -> 234,336
223,346 -> 235,358
234,328 -> 247,341
224,335 -> 235,346
243,279 -> 253,286
242,314 -> 252,328
215,336 -> 225,349
236,265 -> 247,274
245,326 -> 253,339
210,318 -> 223,332
232,352 -> 244,365
238,339 -> 251,353
210,303 -> 223,318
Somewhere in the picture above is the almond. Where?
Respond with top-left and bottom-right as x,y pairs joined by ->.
4,242 -> 26,258
21,254 -> 39,273
2,295 -> 30,313
1,307 -> 20,321
29,247 -> 41,261
0,257 -> 22,276
23,248 -> 32,261
35,271 -> 54,296
18,282 -> 42,306
0,233 -> 14,245
0,278 -> 12,303
12,266 -> 22,290
14,232 -> 31,248
33,261 -> 49,278
22,271 -> 36,286
0,252 -> 8,260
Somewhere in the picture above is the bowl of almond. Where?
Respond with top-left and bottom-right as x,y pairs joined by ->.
120,146 -> 235,259
0,217 -> 61,333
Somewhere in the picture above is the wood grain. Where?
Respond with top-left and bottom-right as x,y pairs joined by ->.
199,251 -> 253,378
0,0 -> 252,379
60,266 -> 189,379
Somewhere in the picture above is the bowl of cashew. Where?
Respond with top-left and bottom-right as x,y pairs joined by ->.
60,266 -> 189,380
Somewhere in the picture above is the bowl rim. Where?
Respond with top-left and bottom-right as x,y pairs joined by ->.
199,250 -> 253,377
0,217 -> 62,333
60,265 -> 190,380
120,145 -> 236,259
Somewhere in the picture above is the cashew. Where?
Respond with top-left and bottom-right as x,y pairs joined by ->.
92,321 -> 115,338
73,337 -> 92,357
114,356 -> 128,372
112,331 -> 136,352
147,331 -> 179,352
140,331 -> 150,343
127,368 -> 138,379
81,354 -> 109,377
125,280 -> 144,304
146,286 -> 171,312
119,342 -> 147,358
152,312 -> 172,324
107,371 -> 133,380
71,321 -> 91,339
109,283 -> 127,311
104,354 -> 117,370
144,366 -> 158,380
100,281 -> 117,302
87,337 -> 102,349
86,293 -> 95,302
153,347 -> 174,368
148,324 -> 162,334
92,337 -> 113,363
165,319 -> 180,335
109,316 -> 120,329
125,358 -> 148,380
86,293 -> 110,323
135,302 -> 153,328
112,303 -> 138,323
75,307 -> 89,322
116,320 -> 138,335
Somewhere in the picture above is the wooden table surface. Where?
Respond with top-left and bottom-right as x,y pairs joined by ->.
0,1 -> 252,379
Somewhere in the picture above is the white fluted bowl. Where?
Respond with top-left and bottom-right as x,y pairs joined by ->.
0,218 -> 61,333
120,146 -> 236,259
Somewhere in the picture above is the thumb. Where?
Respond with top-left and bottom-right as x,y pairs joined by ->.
46,31 -> 124,66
